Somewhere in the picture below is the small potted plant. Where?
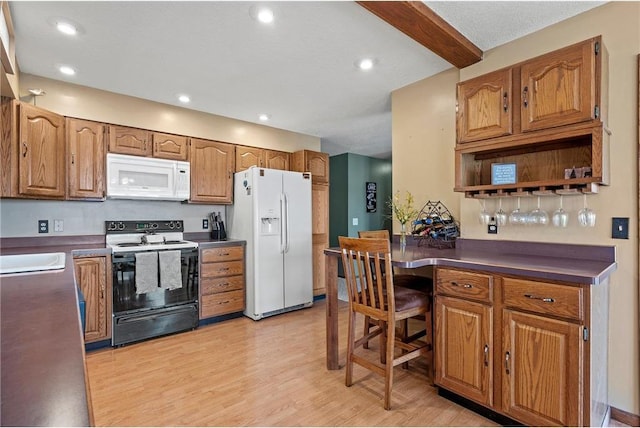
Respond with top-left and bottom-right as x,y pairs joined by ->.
388,191 -> 418,248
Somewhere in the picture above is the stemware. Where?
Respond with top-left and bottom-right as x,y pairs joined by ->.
578,194 -> 596,227
552,195 -> 569,228
478,199 -> 491,225
495,198 -> 508,227
527,196 -> 549,226
509,197 -> 526,226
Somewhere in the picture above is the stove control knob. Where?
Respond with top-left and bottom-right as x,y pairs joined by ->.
176,221 -> 182,229
117,222 -> 125,230
168,221 -> 175,229
151,223 -> 158,229
108,221 -> 116,231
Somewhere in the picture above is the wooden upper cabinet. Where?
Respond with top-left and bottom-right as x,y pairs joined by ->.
457,68 -> 513,143
108,125 -> 151,156
18,103 -> 66,198
235,146 -> 291,172
190,138 -> 235,204
235,145 -> 263,171
67,118 -> 105,200
521,37 -> 600,132
152,132 -> 188,161
502,310 -> 582,426
264,149 -> 290,171
291,150 -> 329,184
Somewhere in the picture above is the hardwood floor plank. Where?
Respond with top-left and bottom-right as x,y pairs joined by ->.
86,301 -> 497,426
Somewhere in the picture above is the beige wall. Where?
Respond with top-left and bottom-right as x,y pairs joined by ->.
19,74 -> 321,153
393,2 -> 639,415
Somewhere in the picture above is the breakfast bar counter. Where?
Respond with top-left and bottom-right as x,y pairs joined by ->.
323,238 -> 617,370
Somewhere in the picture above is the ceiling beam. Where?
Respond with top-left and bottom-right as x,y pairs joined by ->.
357,1 -> 483,69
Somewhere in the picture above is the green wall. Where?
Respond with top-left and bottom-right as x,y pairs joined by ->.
329,153 -> 392,247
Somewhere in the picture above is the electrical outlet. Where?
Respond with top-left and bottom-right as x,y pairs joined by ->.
612,217 -> 629,239
202,219 -> 209,229
352,218 -> 358,226
54,219 -> 64,232
487,218 -> 498,234
38,220 -> 49,234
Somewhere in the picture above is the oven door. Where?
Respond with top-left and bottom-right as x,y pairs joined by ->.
112,248 -> 198,315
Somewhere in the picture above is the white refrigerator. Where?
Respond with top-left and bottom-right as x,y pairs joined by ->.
228,167 -> 313,320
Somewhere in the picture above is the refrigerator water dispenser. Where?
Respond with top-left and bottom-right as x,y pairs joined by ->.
260,217 -> 280,235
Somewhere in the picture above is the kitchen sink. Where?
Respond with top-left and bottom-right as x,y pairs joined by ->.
0,252 -> 66,275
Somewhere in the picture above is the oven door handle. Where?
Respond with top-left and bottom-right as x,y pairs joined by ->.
117,305 -> 196,323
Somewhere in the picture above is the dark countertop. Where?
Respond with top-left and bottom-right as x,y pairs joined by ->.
1,250 -> 92,426
325,238 -> 617,285
0,235 -> 245,426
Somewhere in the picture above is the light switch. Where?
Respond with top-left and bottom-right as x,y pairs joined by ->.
352,218 -> 359,226
612,217 -> 629,239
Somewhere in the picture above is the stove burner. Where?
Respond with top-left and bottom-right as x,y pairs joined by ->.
164,240 -> 186,245
117,243 -> 142,247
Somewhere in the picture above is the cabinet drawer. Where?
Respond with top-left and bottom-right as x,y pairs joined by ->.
502,277 -> 583,321
201,260 -> 243,278
201,290 -> 244,318
201,275 -> 244,295
201,246 -> 243,263
436,268 -> 493,303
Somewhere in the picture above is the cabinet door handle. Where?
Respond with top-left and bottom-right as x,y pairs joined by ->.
450,281 -> 473,289
524,294 -> 555,303
522,86 -> 529,108
22,142 -> 28,157
505,351 -> 510,374
483,344 -> 489,367
503,92 -> 508,112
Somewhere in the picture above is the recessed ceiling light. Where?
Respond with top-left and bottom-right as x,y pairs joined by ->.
250,5 -> 275,24
178,95 -> 191,103
59,65 -> 76,76
257,8 -> 274,24
358,58 -> 375,71
47,17 -> 84,35
258,114 -> 270,122
56,21 -> 77,35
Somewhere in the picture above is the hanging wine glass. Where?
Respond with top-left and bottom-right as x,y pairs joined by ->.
526,196 -> 549,226
495,198 -> 508,227
578,194 -> 596,227
478,199 -> 491,225
509,197 -> 525,226
552,195 -> 569,228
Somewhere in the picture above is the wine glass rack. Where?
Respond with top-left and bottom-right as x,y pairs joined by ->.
411,200 -> 460,249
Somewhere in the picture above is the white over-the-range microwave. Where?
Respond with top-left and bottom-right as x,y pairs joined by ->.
106,153 -> 190,201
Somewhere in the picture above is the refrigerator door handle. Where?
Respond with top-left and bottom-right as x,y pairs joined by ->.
280,194 -> 286,254
284,193 -> 291,253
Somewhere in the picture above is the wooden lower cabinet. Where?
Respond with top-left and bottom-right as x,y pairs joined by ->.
199,244 -> 245,319
74,255 -> 111,343
502,310 -> 582,426
435,295 -> 493,407
434,267 -> 604,427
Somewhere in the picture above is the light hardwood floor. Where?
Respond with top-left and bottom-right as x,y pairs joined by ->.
86,300 -> 497,426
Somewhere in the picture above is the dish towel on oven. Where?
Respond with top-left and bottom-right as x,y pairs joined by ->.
135,251 -> 158,294
159,250 -> 182,290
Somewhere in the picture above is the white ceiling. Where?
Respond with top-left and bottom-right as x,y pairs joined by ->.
10,1 -> 604,159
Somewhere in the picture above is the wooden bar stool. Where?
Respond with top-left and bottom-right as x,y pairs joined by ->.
358,230 -> 433,355
339,236 -> 432,410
